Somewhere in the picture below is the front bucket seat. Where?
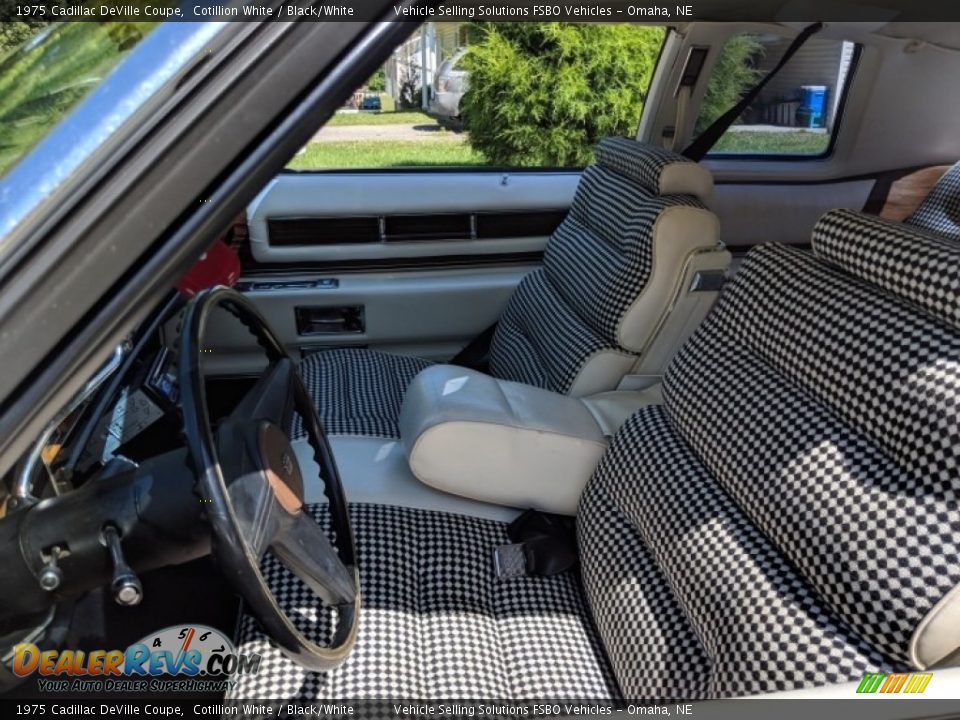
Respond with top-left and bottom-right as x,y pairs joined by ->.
296,138 -> 724,439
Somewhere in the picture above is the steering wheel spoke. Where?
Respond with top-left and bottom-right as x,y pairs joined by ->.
227,472 -> 285,559
228,357 -> 298,432
272,511 -> 356,607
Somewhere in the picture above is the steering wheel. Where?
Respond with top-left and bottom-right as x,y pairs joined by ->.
177,286 -> 359,671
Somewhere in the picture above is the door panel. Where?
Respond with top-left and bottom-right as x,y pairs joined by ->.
246,172 -> 580,263
209,171 -> 579,374
203,266 -> 534,373
710,164 -> 952,252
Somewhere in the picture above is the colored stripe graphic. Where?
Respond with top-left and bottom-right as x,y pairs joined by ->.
880,673 -> 907,693
856,673 -> 886,693
856,672 -> 932,694
904,673 -> 933,694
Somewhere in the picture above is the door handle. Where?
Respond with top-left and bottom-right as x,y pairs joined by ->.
295,305 -> 364,335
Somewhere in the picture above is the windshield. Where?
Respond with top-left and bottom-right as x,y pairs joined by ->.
0,21 -> 158,179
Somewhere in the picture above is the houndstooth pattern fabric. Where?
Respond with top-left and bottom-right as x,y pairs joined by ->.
488,268 -> 628,393
489,139 -> 707,392
812,208 -> 960,328
593,137 -> 697,193
579,406 -> 895,700
546,170 -> 704,344
295,349 -> 432,439
229,503 -> 619,700
579,211 -> 960,696
661,242 -> 960,666
905,162 -> 960,239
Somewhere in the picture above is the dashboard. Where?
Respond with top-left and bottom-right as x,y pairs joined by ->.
7,295 -> 187,508
74,345 -> 181,476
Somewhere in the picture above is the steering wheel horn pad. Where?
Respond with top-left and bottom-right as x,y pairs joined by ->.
256,422 -> 304,515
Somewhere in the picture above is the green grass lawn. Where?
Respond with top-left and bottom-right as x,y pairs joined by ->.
294,127 -> 830,169
712,130 -> 830,155
325,110 -> 436,127
288,140 -> 485,170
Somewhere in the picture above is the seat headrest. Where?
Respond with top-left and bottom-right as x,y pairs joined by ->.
905,162 -> 960,239
594,137 -> 713,205
812,208 -> 960,329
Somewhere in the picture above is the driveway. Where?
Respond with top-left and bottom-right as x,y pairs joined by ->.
312,123 -> 466,142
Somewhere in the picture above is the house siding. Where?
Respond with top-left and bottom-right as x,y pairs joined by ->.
754,37 -> 855,128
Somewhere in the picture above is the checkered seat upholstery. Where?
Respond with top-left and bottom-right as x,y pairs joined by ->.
232,208 -> 959,701
579,208 -> 960,698
297,138 -> 720,439
905,162 -> 960,238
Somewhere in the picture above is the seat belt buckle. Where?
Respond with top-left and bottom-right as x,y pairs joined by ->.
493,543 -> 528,580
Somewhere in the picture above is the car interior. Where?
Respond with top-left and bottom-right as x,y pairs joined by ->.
0,16 -> 959,709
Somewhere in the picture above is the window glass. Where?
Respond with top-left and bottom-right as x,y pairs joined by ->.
696,33 -> 858,157
288,22 -> 666,171
0,22 -> 158,179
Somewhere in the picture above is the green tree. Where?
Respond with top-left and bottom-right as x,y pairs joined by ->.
0,21 -> 47,58
365,66 -> 387,92
0,0 -> 75,57
694,34 -> 765,134
460,23 -> 665,167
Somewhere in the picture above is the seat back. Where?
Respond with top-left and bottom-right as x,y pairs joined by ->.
578,208 -> 960,698
905,162 -> 960,238
488,138 -> 724,396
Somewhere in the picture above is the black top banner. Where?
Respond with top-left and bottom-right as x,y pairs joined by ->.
2,0 -> 960,22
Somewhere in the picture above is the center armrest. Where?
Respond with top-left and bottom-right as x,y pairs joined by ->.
398,365 -> 609,515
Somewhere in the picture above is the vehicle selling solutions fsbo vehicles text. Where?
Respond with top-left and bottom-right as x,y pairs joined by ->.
391,4 -> 684,19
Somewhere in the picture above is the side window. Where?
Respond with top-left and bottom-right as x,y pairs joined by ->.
288,22 -> 666,171
696,33 -> 859,157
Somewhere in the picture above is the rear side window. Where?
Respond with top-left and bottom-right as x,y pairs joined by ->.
696,33 -> 859,158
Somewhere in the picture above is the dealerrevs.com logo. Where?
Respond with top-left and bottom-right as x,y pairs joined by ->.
13,625 -> 261,694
